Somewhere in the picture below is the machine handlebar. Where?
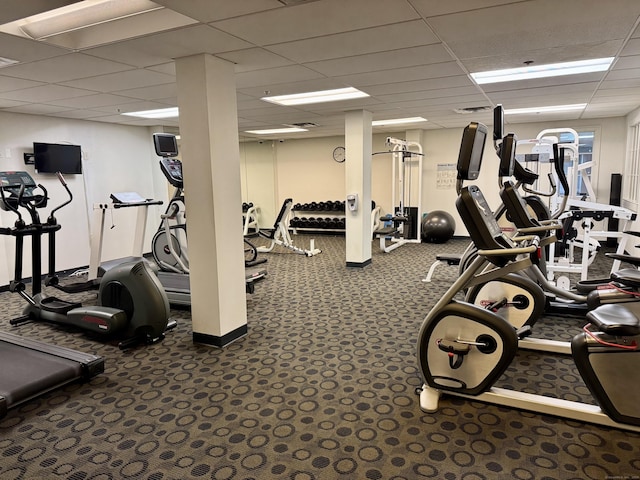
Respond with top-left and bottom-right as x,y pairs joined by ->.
48,171 -> 73,223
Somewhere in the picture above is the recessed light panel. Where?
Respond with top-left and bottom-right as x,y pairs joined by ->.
245,127 -> 308,135
372,117 -> 427,126
121,107 -> 179,118
471,58 -> 614,84
504,104 -> 587,115
261,87 -> 369,106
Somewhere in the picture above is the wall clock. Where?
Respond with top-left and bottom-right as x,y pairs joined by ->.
333,146 -> 346,163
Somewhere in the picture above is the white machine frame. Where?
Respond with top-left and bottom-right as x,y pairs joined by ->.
257,199 -> 321,257
375,137 -> 423,253
243,204 -> 259,236
88,194 -> 159,281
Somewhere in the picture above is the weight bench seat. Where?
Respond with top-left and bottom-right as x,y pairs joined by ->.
586,302 -> 640,336
435,254 -> 462,265
374,227 -> 398,236
611,268 -> 640,288
423,253 -> 462,282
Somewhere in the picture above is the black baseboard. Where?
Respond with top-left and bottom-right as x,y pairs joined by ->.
346,258 -> 372,268
193,324 -> 248,348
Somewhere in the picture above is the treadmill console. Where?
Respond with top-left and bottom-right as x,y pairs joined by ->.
159,157 -> 183,189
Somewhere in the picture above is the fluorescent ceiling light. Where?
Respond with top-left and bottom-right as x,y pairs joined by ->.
471,57 -> 614,84
11,0 -> 162,40
0,56 -> 19,68
245,127 -> 308,135
504,104 -> 587,115
262,87 -> 369,106
122,107 -> 179,119
372,117 -> 427,126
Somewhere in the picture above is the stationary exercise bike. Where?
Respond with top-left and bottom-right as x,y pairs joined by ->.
0,170 -> 175,350
463,120 -> 640,336
416,122 -> 640,432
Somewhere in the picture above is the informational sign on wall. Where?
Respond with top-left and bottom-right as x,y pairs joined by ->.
436,163 -> 457,189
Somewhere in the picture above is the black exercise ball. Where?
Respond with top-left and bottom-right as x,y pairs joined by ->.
422,210 -> 456,243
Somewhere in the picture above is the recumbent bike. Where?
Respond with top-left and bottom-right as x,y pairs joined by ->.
416,122 -> 640,432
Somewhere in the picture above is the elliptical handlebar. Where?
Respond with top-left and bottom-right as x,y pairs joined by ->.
0,181 -> 24,225
550,143 -> 570,220
48,171 -> 73,223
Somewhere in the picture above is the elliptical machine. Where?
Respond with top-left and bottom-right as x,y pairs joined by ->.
416,122 -> 640,432
0,170 -> 175,350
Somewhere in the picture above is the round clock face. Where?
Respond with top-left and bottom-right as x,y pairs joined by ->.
333,146 -> 346,163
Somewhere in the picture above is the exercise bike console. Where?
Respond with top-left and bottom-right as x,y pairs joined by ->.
159,157 -> 183,189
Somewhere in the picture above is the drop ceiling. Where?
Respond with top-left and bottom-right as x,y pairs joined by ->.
0,0 -> 639,140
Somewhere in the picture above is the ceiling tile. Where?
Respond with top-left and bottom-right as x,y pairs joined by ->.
115,83 -> 178,101
235,65 -> 325,89
266,20 -> 440,63
336,62 -> 467,87
0,84 -> 94,102
0,32 -> 69,64
44,93 -> 141,109
0,75 -> 44,93
0,0 -> 79,24
364,76 -> 475,95
212,0 -> 419,45
427,0 -> 640,59
154,0 -> 282,23
0,53 -> 133,82
410,0 -> 526,18
60,69 -> 175,92
3,103 -> 72,115
84,25 -> 253,68
216,48 -> 295,73
304,44 -> 454,77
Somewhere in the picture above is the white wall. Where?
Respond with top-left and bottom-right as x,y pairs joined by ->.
240,116 -> 627,237
0,110 -> 630,288
0,111 -> 167,286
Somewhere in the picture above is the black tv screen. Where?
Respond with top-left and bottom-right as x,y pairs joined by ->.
34,142 -> 82,174
153,133 -> 179,157
457,122 -> 487,181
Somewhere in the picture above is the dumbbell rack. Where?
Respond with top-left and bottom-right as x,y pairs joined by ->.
290,201 -> 346,234
242,202 -> 259,235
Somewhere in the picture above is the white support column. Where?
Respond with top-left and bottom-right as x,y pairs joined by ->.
345,110 -> 372,267
175,53 -> 247,347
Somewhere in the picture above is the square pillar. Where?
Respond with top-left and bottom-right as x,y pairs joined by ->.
345,110 -> 372,267
175,53 -> 247,346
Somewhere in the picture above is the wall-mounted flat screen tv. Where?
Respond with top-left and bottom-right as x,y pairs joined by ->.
33,142 -> 82,174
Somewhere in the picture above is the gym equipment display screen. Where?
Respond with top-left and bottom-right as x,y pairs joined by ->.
457,122 -> 487,180
33,142 -> 82,174
153,133 -> 178,157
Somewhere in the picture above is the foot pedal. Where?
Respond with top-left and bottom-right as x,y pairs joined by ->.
516,325 -> 532,339
486,297 -> 508,312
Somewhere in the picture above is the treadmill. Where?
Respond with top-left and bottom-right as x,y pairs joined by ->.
151,133 -> 266,306
0,330 -> 104,418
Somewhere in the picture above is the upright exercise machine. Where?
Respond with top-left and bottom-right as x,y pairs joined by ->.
373,137 -> 423,253
151,133 -> 268,303
415,121 -> 640,432
0,170 -> 174,350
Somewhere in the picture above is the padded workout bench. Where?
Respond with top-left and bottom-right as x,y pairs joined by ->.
257,198 -> 321,257
422,253 -> 461,282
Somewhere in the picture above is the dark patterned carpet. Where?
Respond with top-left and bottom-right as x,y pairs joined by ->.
0,235 -> 639,480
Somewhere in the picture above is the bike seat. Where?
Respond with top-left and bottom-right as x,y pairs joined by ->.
611,268 -> 640,287
586,303 -> 640,336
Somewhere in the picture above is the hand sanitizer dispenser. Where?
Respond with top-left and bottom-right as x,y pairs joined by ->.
346,194 -> 358,212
